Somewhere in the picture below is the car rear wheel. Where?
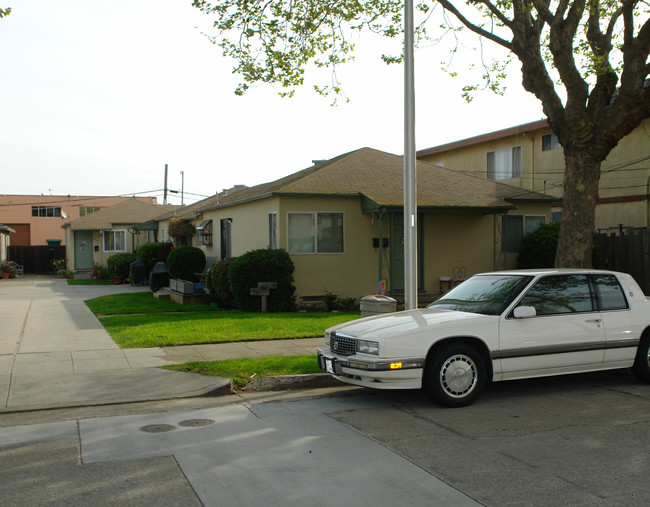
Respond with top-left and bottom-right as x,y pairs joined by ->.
424,344 -> 486,407
631,334 -> 650,383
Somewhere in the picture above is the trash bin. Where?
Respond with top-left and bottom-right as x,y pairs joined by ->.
130,259 -> 146,286
360,294 -> 397,318
149,262 -> 170,292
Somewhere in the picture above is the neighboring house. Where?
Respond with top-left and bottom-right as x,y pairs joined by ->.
0,195 -> 157,246
62,199 -> 179,272
417,119 -> 650,232
174,148 -> 552,302
0,224 -> 15,263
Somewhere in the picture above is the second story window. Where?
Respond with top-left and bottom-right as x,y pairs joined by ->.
487,146 -> 521,180
32,206 -> 61,217
79,206 -> 101,216
542,133 -> 562,151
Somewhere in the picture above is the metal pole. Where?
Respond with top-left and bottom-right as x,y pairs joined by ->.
180,171 -> 184,205
404,0 -> 418,310
163,164 -> 168,204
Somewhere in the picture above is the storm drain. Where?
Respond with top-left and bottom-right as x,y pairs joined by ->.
140,424 -> 177,433
179,418 -> 215,428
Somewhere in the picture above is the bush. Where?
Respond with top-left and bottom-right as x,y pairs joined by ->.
166,246 -> 206,281
208,257 -> 237,308
517,222 -> 560,268
135,242 -> 160,273
107,253 -> 137,279
229,249 -> 296,312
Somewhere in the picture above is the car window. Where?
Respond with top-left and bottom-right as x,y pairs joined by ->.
428,274 -> 533,315
594,274 -> 628,311
516,275 -> 595,316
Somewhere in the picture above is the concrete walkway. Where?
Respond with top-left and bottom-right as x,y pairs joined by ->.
0,276 -> 325,413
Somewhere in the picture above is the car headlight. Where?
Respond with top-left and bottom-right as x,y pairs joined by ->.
325,330 -> 332,346
357,339 -> 379,355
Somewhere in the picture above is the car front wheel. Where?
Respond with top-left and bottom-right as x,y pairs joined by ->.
424,344 -> 486,407
631,334 -> 650,383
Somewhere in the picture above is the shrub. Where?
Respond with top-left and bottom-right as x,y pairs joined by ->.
517,222 -> 560,268
208,257 -> 237,308
107,253 -> 137,279
156,242 -> 174,263
135,242 -> 160,273
169,218 -> 195,246
229,249 -> 296,312
166,246 -> 206,281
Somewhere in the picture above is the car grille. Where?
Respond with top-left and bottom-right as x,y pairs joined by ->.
330,333 -> 356,356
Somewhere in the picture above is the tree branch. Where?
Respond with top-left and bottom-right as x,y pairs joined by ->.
437,0 -> 512,50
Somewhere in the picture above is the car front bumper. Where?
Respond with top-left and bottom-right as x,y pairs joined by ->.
317,346 -> 424,390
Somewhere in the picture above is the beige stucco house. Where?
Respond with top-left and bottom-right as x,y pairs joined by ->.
63,199 -> 179,272
417,118 -> 650,232
167,148 -> 552,302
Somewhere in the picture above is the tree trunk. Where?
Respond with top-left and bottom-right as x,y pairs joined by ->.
555,148 -> 602,268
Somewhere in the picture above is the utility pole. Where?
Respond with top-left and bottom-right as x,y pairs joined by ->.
180,171 -> 184,205
163,164 -> 168,204
404,0 -> 418,310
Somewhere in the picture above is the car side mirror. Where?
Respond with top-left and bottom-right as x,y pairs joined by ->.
513,306 -> 536,319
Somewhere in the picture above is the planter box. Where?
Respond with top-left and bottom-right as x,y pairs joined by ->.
170,278 -> 195,295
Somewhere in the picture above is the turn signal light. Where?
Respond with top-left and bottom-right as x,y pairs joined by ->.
390,362 -> 403,369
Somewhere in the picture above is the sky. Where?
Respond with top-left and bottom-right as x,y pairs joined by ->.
0,0 -> 545,205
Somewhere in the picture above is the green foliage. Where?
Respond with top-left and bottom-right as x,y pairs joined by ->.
228,249 -> 296,312
156,242 -> 174,263
166,246 -> 206,281
324,293 -> 358,312
0,7 -> 11,18
136,242 -> 161,273
107,253 -> 137,279
208,257 -> 238,308
168,218 -> 195,246
517,222 -> 560,269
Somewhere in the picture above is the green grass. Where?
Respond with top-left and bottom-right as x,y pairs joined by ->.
86,291 -> 358,348
85,292 -> 219,315
67,279 -> 112,285
163,355 -> 320,390
99,311 -> 358,348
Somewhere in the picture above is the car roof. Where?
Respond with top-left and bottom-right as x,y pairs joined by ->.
476,268 -> 622,277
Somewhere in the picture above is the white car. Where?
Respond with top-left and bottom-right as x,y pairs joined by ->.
317,269 -> 650,407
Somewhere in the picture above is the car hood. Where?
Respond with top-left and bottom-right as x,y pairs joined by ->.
328,308 -> 490,341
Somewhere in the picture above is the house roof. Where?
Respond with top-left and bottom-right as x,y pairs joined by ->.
199,147 -> 551,213
64,198 -> 180,230
416,119 -> 550,158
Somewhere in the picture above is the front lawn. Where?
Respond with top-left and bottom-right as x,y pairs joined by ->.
86,292 -> 359,348
164,355 -> 320,390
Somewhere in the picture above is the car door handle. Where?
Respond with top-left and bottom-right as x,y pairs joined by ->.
585,318 -> 601,324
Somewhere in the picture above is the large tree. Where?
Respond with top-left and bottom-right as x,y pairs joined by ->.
193,0 -> 650,267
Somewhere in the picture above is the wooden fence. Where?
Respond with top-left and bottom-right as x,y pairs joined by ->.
7,245 -> 67,275
594,228 -> 650,294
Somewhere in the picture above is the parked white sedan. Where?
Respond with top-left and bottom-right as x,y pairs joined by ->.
318,269 -> 650,407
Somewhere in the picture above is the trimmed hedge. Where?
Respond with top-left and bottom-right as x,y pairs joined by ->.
166,246 -> 206,281
107,253 -> 137,279
135,242 -> 159,273
229,249 -> 296,312
208,257 -> 237,308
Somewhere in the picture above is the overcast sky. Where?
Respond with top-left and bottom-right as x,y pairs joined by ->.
0,0 -> 544,205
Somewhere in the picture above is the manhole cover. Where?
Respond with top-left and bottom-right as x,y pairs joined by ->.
139,424 -> 177,433
178,419 -> 215,428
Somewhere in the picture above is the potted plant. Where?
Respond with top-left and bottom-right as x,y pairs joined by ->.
1,263 -> 16,279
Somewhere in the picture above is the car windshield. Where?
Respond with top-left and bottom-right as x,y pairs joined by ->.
427,274 -> 533,315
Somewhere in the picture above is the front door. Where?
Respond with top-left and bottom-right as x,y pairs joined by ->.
74,231 -> 93,270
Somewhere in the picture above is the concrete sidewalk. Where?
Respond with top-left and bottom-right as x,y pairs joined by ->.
0,276 -> 328,413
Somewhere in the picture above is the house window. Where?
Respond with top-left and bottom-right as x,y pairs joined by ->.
79,206 -> 101,217
542,133 -> 561,151
268,212 -> 278,249
487,146 -> 521,180
196,219 -> 213,246
103,230 -> 126,252
31,206 -> 61,217
288,212 -> 344,254
220,219 -> 232,259
502,215 -> 545,252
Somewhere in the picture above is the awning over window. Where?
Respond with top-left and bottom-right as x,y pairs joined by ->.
196,219 -> 212,231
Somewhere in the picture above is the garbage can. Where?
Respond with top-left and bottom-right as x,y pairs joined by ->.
360,294 -> 397,318
149,262 -> 170,292
130,259 -> 146,286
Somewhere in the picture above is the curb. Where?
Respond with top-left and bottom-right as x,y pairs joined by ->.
243,373 -> 343,392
